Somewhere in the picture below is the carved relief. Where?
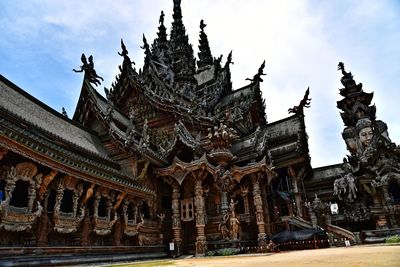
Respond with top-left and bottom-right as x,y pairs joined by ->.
0,162 -> 42,232
52,176 -> 84,234
122,199 -> 143,236
38,169 -> 58,200
92,187 -> 118,235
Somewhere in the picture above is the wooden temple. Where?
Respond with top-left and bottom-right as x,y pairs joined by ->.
0,0 -> 399,260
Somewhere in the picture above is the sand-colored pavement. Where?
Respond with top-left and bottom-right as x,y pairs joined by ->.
109,245 -> 399,267
171,245 -> 400,267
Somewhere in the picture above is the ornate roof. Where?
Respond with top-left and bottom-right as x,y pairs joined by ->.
0,75 -> 154,197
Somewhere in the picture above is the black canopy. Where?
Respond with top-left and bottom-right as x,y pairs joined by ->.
271,229 -> 326,244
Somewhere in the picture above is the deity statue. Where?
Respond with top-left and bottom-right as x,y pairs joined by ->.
356,118 -> 373,149
229,198 -> 238,218
229,216 -> 240,240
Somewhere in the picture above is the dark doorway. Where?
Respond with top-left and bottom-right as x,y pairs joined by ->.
182,220 -> 196,254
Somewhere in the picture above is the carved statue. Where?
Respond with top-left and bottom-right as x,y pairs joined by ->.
159,10 -> 165,25
356,118 -> 374,149
118,38 -> 135,67
288,87 -> 311,114
346,174 -> 357,201
246,60 -> 266,83
229,215 -> 240,240
229,198 -> 238,218
218,214 -> 230,240
73,53 -> 104,86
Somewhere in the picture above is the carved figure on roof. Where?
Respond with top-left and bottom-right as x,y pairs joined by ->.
61,107 -> 68,117
225,51 -> 234,67
73,53 -> 104,86
246,60 -> 266,83
288,87 -> 311,114
159,10 -> 165,25
141,34 -> 151,67
338,62 -> 351,79
118,39 -> 135,67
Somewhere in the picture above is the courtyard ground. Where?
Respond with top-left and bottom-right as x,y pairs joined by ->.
106,244 -> 400,267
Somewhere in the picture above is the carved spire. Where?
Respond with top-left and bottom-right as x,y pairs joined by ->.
156,11 -> 168,46
336,62 -> 375,126
169,0 -> 196,82
141,34 -> 151,71
197,19 -> 213,69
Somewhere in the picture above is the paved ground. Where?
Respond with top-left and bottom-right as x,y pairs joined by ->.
109,245 -> 400,267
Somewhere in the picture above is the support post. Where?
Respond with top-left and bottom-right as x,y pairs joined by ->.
171,187 -> 182,256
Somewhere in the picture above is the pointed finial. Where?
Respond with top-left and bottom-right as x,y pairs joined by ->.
226,51 -> 234,66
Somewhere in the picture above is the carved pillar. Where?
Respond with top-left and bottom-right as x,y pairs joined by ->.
240,187 -> 250,214
81,208 -> 91,246
106,193 -> 113,221
93,191 -> 100,219
220,191 -> 228,217
36,193 -> 49,246
194,178 -> 207,256
113,217 -> 122,246
27,181 -> 36,213
54,181 -> 64,217
261,190 -> 272,236
252,174 -> 267,248
292,178 -> 303,217
171,187 -> 182,255
382,186 -> 398,228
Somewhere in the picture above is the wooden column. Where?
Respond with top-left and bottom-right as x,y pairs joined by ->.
171,186 -> 182,255
261,190 -> 272,236
382,186 -> 398,228
252,173 -> 267,248
194,178 -> 207,256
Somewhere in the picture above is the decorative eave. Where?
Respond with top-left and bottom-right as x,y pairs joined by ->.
163,120 -> 200,155
0,115 -> 155,199
154,153 -> 219,185
231,113 -> 311,168
231,156 -> 277,184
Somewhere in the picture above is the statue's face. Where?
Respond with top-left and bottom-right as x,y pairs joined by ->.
359,127 -> 373,147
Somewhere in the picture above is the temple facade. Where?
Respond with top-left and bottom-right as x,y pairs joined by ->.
0,0 -> 399,259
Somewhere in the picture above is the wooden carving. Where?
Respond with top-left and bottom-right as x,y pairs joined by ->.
0,162 -> 42,232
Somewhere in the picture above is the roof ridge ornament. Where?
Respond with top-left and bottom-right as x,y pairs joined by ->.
73,53 -> 104,86
288,87 -> 311,114
197,19 -> 213,69
245,60 -> 266,83
118,39 -> 135,68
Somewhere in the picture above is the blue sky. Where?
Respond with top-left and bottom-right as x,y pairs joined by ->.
1,0 -> 399,167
